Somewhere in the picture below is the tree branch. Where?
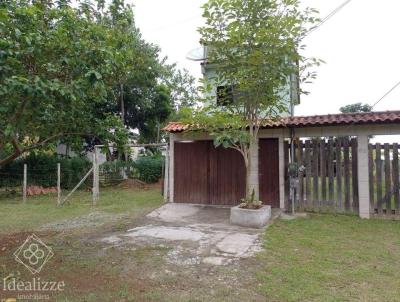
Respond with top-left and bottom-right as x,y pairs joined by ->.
0,132 -> 94,168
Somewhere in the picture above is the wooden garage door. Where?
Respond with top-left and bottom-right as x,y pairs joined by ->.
174,141 -> 246,205
259,138 -> 280,208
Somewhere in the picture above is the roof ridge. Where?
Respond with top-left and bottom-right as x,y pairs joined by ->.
163,110 -> 400,132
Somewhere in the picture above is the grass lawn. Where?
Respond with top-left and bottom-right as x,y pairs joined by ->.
257,214 -> 400,302
0,188 -> 163,234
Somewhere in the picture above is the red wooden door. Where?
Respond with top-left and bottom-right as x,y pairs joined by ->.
259,138 -> 280,207
174,141 -> 209,204
174,141 -> 245,204
209,146 -> 246,205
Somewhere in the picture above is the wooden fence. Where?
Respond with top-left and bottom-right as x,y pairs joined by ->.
289,137 -> 359,214
369,143 -> 400,217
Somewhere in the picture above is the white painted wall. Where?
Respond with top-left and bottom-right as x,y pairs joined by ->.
201,46 -> 299,116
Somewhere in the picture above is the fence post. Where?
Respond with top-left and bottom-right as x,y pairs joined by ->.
92,149 -> 99,205
357,135 -> 370,219
278,136 -> 285,209
23,164 -> 27,203
163,146 -> 169,202
57,163 -> 61,205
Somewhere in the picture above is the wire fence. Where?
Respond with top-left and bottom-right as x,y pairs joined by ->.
0,165 -> 92,201
0,159 -> 165,202
0,170 -> 24,198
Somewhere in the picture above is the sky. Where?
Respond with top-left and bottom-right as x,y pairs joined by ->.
133,0 -> 400,117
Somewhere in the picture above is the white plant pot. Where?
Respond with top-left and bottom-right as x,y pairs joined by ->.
230,205 -> 271,228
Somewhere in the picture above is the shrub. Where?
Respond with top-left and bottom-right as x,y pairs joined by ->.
134,156 -> 164,183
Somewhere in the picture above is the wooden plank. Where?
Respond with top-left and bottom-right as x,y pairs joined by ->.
305,140 -> 312,208
351,138 -> 359,213
393,143 -> 400,213
343,137 -> 351,211
296,138 -> 304,210
376,143 -> 383,214
336,138 -> 343,210
368,144 -> 375,212
320,139 -> 327,205
312,138 -> 320,208
384,143 -> 392,213
328,139 -> 335,204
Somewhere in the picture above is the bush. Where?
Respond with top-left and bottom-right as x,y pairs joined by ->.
0,154 -> 91,189
134,156 -> 164,183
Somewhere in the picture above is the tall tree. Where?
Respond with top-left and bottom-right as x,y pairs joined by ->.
0,0 -> 196,166
183,0 -> 320,203
0,0 -> 130,167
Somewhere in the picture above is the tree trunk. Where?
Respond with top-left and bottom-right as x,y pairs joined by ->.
245,138 -> 259,201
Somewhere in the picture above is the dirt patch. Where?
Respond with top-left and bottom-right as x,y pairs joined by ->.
118,179 -> 162,190
39,211 -> 126,232
0,201 -> 271,301
0,231 -> 53,256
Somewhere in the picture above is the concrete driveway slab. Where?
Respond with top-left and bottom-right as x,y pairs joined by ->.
101,203 -> 279,266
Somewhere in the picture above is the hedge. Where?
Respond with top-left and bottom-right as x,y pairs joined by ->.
134,156 -> 164,183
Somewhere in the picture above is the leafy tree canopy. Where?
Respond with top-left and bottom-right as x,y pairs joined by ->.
339,102 -> 372,113
182,0 -> 321,201
0,0 -> 198,167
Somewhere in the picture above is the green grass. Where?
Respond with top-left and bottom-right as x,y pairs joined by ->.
257,214 -> 400,302
0,188 -> 163,233
2,189 -> 400,301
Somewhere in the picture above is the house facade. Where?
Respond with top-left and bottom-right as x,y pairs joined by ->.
164,46 -> 400,219
164,111 -> 400,220
200,45 -> 300,116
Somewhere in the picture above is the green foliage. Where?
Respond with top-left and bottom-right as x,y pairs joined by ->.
183,0 -> 321,200
134,156 -> 164,184
0,154 -> 91,189
99,156 -> 164,184
100,160 -> 134,173
340,102 -> 372,113
0,0 -> 198,165
0,0 -> 129,167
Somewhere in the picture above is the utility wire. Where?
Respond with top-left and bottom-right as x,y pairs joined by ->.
307,0 -> 353,35
370,80 -> 400,110
337,80 -> 400,134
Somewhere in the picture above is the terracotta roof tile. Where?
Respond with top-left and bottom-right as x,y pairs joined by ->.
162,110 -> 400,132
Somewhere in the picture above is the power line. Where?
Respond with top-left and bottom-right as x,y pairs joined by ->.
370,80 -> 400,109
307,0 -> 353,35
338,80 -> 400,133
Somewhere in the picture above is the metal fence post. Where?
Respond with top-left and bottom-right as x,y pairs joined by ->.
92,149 -> 99,205
57,163 -> 61,205
23,164 -> 27,203
163,146 -> 169,202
